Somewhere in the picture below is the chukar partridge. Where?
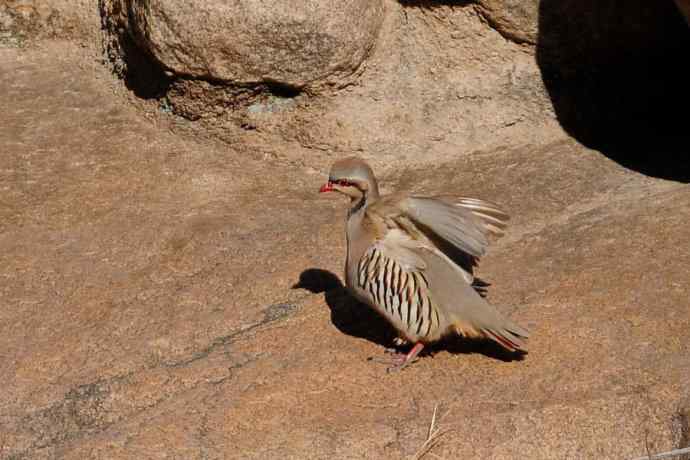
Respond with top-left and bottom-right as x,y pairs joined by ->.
320,157 -> 529,371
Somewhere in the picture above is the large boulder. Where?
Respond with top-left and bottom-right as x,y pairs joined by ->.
475,0 -> 539,44
117,0 -> 385,90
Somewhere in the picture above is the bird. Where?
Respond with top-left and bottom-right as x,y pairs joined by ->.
319,157 -> 529,371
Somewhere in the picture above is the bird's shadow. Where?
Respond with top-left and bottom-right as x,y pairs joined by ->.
293,268 -> 524,363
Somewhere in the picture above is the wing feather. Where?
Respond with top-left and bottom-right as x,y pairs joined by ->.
400,196 -> 508,258
364,194 -> 508,280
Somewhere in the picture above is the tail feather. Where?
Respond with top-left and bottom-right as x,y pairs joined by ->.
484,325 -> 529,352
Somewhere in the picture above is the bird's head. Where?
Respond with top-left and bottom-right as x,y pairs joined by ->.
319,157 -> 379,202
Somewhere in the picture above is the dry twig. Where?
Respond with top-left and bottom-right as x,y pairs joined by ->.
629,446 -> 690,460
412,404 -> 452,460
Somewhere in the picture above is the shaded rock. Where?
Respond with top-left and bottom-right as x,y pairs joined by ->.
676,0 -> 690,24
536,0 -> 690,182
475,0 -> 687,50
108,0 -> 385,91
475,0 -> 688,70
536,0 -> 683,70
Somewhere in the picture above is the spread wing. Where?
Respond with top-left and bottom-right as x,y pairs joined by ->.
369,194 -> 509,260
401,196 -> 509,258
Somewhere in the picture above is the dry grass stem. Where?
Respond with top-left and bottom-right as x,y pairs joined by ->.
630,446 -> 690,460
412,404 -> 452,460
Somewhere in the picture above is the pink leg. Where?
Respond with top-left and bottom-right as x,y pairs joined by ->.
375,342 -> 425,372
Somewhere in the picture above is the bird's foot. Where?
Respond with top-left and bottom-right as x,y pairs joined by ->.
371,342 -> 425,373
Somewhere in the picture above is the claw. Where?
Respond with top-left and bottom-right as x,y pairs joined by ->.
371,342 -> 425,372
385,356 -> 418,373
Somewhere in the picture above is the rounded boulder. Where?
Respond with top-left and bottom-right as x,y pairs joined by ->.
125,0 -> 385,90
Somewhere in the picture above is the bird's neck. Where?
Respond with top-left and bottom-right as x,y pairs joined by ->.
348,194 -> 368,217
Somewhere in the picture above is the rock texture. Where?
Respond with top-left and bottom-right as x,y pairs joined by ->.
0,0 -> 97,44
160,2 -> 564,166
109,0 -> 385,90
1,41 -> 689,459
1,1 -> 689,458
475,0 -> 539,44
92,0 -> 690,178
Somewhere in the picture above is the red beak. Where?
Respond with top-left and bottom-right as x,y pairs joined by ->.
319,182 -> 334,193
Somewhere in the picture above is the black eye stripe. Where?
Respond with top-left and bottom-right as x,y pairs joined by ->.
330,179 -> 352,187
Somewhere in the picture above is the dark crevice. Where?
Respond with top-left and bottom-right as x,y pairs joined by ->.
99,0 -> 172,99
264,81 -> 302,99
536,0 -> 690,183
119,34 -> 173,99
162,76 -> 303,122
168,72 -> 303,99
169,74 -> 302,102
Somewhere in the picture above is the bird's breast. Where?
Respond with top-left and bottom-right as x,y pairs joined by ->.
355,246 -> 443,343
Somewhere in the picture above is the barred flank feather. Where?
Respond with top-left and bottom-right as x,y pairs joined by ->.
358,247 -> 441,342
